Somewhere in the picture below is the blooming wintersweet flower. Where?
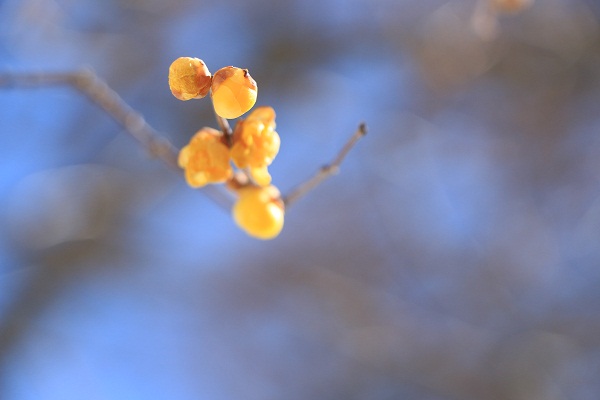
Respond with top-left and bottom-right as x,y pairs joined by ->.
231,106 -> 280,185
178,127 -> 233,187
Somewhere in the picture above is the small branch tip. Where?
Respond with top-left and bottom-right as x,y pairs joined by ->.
282,121 -> 367,207
359,122 -> 368,135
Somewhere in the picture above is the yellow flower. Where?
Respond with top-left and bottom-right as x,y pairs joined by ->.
231,106 -> 280,185
211,66 -> 257,119
178,127 -> 233,187
168,57 -> 212,101
232,185 -> 284,239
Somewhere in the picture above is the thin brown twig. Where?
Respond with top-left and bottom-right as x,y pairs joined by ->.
283,123 -> 367,207
1,69 -> 180,169
214,110 -> 233,146
0,69 -> 233,209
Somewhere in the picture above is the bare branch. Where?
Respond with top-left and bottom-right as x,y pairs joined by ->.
214,111 -> 233,147
0,69 -> 233,210
283,123 -> 367,207
1,69 -> 181,170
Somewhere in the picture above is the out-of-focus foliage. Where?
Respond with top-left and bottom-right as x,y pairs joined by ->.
1,0 -> 600,399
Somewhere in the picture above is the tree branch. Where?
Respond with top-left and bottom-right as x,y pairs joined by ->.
1,69 -> 180,170
283,123 -> 367,207
0,69 -> 233,209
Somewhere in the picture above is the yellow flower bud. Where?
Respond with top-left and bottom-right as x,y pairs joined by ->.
211,66 -> 257,119
178,127 -> 232,187
230,106 -> 280,185
233,185 -> 284,239
168,57 -> 212,101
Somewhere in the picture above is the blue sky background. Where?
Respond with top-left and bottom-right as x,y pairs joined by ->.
1,0 -> 600,399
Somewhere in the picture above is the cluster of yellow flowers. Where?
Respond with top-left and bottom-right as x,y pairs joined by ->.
168,57 -> 284,239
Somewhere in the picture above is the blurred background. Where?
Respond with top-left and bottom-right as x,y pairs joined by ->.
2,0 -> 600,398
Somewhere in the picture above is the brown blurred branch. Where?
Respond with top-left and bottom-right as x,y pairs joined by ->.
0,69 -> 180,170
283,123 -> 367,207
214,110 -> 233,147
